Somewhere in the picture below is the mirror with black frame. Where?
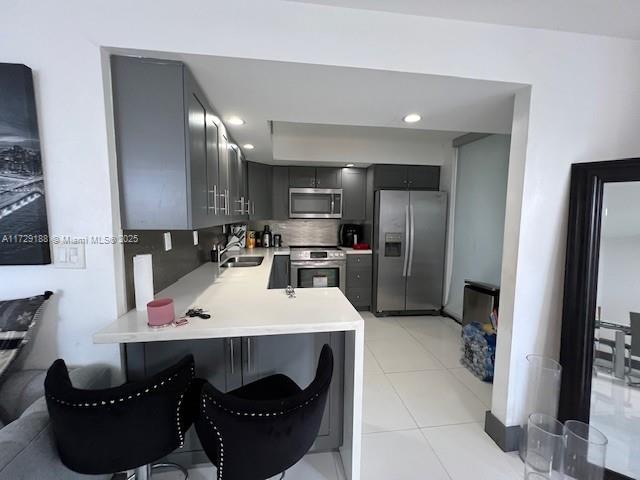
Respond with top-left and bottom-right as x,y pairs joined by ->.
560,158 -> 640,480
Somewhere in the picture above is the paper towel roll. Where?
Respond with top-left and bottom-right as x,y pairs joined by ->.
133,254 -> 154,311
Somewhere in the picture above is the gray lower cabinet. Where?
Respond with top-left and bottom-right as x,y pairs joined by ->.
248,161 -> 273,220
342,168 -> 366,220
346,254 -> 372,310
272,166 -> 290,220
128,330 -> 344,465
268,255 -> 290,288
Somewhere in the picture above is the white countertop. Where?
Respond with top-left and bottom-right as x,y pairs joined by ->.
339,247 -> 373,254
94,247 -> 363,344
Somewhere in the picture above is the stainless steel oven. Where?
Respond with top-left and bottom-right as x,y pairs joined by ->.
290,247 -> 346,293
289,188 -> 343,219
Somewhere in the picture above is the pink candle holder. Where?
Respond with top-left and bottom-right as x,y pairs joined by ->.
147,298 -> 175,328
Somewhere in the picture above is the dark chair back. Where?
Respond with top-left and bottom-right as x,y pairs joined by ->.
196,344 -> 334,480
45,355 -> 195,475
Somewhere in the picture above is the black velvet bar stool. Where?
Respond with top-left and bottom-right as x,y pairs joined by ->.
45,354 -> 197,479
195,344 -> 334,480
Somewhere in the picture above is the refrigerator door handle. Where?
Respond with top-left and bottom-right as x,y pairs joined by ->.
408,204 -> 415,276
403,205 -> 410,277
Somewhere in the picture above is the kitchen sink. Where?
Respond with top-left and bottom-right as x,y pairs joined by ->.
220,256 -> 264,268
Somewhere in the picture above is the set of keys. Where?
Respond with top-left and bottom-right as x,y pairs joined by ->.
173,308 -> 211,327
185,308 -> 211,319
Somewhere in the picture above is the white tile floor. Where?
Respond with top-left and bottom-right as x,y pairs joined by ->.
158,312 -> 523,479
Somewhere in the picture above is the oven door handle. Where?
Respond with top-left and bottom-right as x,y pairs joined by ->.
290,261 -> 346,268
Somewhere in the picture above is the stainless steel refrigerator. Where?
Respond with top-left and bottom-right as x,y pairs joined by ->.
373,190 -> 447,314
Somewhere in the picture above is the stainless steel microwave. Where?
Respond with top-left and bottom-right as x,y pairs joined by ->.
289,188 -> 343,219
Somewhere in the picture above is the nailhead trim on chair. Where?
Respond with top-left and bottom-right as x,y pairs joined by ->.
202,404 -> 224,480
47,365 -> 196,447
176,392 -> 185,447
201,391 -> 322,417
46,369 -> 187,407
200,386 -> 325,480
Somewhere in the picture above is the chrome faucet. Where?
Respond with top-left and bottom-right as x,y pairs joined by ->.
285,285 -> 296,298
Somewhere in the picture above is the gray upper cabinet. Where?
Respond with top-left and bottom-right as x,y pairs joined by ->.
372,164 -> 440,191
112,56 -> 190,230
289,167 -> 342,188
272,166 -> 290,220
238,151 -> 248,213
112,55 -> 246,229
407,165 -> 440,190
186,91 -> 208,229
373,165 -> 408,189
289,166 -> 317,188
217,131 -> 231,216
228,145 -> 241,214
342,168 -> 366,220
315,167 -> 342,188
205,113 -> 221,218
248,161 -> 273,220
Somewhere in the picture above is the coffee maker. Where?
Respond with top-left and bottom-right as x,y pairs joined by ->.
339,224 -> 363,247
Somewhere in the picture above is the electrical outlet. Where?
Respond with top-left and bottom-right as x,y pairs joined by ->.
163,232 -> 172,251
193,231 -> 199,246
53,242 -> 86,269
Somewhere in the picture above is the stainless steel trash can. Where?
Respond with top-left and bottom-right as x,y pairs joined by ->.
462,280 -> 500,326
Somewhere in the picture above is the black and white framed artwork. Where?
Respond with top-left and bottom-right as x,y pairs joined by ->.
0,63 -> 50,265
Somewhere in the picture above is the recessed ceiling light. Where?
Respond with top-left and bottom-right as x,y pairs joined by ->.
243,144 -> 255,150
403,113 -> 421,123
346,163 -> 354,167
227,116 -> 245,126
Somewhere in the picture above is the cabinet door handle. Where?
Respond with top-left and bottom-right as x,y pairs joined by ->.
229,338 -> 235,375
235,196 -> 245,213
247,337 -> 252,373
208,185 -> 218,214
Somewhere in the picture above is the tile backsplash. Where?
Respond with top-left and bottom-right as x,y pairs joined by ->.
122,226 -> 226,310
249,219 -> 340,246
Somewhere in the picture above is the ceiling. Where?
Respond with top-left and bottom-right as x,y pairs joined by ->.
287,0 -> 640,40
113,49 -> 521,164
602,182 -> 640,238
271,122 -> 460,167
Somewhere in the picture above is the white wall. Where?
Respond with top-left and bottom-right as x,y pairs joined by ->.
2,0 -> 640,428
445,135 -> 510,319
272,122 -> 458,166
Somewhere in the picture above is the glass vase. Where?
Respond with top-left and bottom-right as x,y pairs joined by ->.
524,413 -> 565,479
562,420 -> 607,480
519,354 -> 563,460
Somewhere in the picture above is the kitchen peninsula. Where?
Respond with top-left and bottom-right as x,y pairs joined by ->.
93,248 -> 364,480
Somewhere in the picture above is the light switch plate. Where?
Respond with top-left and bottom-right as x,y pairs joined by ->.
193,231 -> 199,246
53,242 -> 86,269
163,232 -> 172,251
